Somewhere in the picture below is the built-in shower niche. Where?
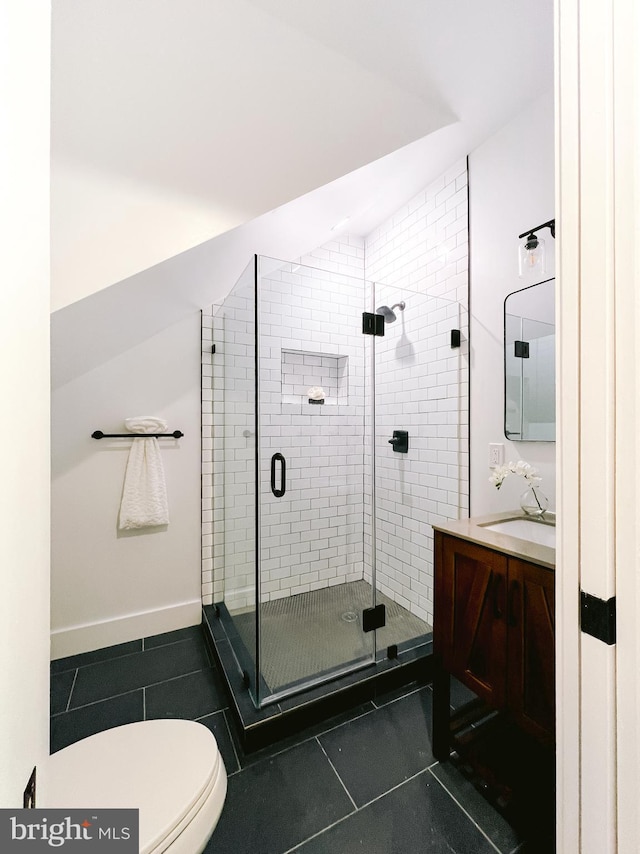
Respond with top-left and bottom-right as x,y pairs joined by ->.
281,349 -> 348,407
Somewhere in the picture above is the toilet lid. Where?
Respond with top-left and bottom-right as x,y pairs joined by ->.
40,720 -> 222,854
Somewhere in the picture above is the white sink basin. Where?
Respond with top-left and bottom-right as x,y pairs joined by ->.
483,518 -> 556,548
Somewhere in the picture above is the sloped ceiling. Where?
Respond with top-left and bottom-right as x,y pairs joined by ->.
51,1 -> 553,387
51,0 -> 552,311
248,0 -> 552,136
51,0 -> 455,309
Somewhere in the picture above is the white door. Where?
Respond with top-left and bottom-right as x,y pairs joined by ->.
556,0 -> 640,851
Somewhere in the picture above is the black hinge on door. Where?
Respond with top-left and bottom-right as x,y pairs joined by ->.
362,604 -> 386,632
362,312 -> 385,336
451,329 -> 461,348
23,767 -> 36,808
580,591 -> 616,645
514,340 -> 530,358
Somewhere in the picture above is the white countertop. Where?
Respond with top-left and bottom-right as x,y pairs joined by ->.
432,511 -> 556,570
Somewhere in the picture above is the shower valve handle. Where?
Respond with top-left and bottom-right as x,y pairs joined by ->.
388,430 -> 409,453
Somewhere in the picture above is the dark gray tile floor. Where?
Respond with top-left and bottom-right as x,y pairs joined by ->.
50,625 -> 544,854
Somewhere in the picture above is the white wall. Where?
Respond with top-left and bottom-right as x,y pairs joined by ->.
51,313 -> 202,658
0,0 -> 50,806
469,91 -> 556,515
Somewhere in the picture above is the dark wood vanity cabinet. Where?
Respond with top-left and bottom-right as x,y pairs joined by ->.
433,531 -> 555,755
506,555 -> 556,741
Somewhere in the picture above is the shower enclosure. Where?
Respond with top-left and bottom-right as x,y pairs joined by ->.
204,254 -> 463,709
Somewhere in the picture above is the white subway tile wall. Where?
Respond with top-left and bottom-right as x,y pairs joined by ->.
281,350 -> 349,406
367,290 -> 462,624
201,160 -> 469,631
257,246 -> 367,603
364,158 -> 469,624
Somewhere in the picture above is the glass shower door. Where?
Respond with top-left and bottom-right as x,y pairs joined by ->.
215,258 -> 259,704
372,283 -> 463,651
255,256 -> 376,704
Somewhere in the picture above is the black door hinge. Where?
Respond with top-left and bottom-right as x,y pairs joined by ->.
514,340 -> 530,358
363,604 -> 386,632
23,767 -> 36,808
362,312 -> 385,336
451,329 -> 461,348
580,591 -> 616,645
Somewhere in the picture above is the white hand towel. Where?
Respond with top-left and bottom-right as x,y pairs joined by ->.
118,416 -> 170,530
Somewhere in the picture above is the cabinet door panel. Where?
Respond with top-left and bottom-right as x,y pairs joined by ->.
507,558 -> 555,742
435,534 -> 508,707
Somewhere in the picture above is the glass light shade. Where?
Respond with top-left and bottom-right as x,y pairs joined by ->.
518,235 -> 546,278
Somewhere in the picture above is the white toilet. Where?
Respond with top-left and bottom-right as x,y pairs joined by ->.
39,719 -> 227,854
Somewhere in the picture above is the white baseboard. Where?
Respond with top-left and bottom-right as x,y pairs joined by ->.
50,600 -> 202,660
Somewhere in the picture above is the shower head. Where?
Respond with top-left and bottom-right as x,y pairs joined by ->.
376,301 -> 406,323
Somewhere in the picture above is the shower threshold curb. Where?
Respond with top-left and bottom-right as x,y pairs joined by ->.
202,604 -> 433,753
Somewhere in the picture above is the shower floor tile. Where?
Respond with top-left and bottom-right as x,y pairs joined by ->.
229,580 -> 431,694
204,601 -> 433,753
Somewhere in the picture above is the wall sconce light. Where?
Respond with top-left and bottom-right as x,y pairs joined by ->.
518,219 -> 555,279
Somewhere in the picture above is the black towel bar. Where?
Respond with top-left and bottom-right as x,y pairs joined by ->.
91,430 -> 184,439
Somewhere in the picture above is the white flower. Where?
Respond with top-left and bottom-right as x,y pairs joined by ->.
488,459 -> 542,490
489,464 -> 510,488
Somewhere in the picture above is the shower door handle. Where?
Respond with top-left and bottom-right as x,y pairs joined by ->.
270,453 -> 286,498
